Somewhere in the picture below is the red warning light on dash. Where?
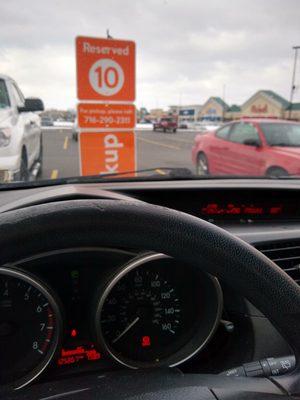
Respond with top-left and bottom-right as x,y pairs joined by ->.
141,336 -> 151,347
57,346 -> 101,366
71,329 -> 77,338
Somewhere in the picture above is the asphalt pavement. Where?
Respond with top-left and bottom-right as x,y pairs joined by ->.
41,128 -> 199,180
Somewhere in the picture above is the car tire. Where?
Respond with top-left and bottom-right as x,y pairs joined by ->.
173,129 -> 177,133
196,153 -> 209,176
72,132 -> 78,142
266,167 -> 288,178
19,148 -> 29,182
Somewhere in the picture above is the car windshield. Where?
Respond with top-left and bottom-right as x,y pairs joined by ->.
261,123 -> 300,147
1,0 -> 300,184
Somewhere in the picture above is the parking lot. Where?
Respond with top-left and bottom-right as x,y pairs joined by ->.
41,129 -> 198,180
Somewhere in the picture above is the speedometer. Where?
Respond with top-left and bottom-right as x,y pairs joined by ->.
94,253 -> 222,368
0,268 -> 62,389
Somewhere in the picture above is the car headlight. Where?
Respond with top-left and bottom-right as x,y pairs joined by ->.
0,128 -> 12,147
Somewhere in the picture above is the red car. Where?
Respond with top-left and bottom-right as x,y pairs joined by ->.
192,119 -> 300,177
153,117 -> 177,133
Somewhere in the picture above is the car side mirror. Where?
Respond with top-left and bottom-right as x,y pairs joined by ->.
243,138 -> 261,147
18,98 -> 44,113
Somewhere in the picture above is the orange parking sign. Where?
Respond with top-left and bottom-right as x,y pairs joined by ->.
79,131 -> 136,176
76,36 -> 135,101
78,103 -> 135,130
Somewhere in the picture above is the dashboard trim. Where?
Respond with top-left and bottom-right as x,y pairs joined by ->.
3,247 -> 137,268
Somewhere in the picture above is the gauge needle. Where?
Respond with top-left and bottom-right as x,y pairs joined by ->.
112,317 -> 140,343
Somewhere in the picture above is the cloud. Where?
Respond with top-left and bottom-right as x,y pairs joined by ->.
1,46 -> 75,109
0,0 -> 299,110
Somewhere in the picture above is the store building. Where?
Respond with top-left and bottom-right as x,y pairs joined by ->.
168,91 -> 300,125
240,90 -> 289,119
225,105 -> 241,120
286,103 -> 300,120
148,108 -> 165,121
169,105 -> 202,126
199,97 -> 229,121
224,90 -> 300,121
178,105 -> 202,125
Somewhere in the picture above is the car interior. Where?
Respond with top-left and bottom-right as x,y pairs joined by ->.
2,178 -> 300,399
2,1 -> 300,399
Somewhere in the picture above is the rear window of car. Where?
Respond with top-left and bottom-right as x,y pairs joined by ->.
0,79 -> 10,109
261,123 -> 300,146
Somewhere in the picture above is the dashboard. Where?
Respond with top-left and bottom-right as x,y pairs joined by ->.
1,178 -> 300,391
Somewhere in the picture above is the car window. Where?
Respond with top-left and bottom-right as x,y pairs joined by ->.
216,124 -> 232,140
229,123 -> 260,144
0,79 -> 10,109
261,123 -> 300,147
11,82 -> 24,108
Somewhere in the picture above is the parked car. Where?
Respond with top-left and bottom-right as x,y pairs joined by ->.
194,121 -> 221,132
179,122 -> 188,129
0,74 -> 44,182
72,118 -> 79,141
153,117 -> 177,133
192,119 -> 300,177
41,116 -> 53,127
179,120 -> 194,130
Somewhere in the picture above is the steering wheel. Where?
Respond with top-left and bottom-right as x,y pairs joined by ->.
1,199 -> 300,399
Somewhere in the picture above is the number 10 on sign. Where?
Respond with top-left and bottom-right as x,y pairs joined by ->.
89,59 -> 125,97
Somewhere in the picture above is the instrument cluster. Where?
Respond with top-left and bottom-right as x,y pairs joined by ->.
0,249 -> 222,389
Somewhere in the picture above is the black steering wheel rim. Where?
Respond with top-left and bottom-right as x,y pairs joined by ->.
1,199 -> 300,393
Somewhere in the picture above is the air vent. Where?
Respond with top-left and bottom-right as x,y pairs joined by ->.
256,241 -> 300,284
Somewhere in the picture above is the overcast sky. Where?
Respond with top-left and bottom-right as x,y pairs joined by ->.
1,0 -> 300,110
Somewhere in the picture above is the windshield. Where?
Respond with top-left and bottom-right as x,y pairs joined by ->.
1,0 -> 300,184
261,123 -> 300,147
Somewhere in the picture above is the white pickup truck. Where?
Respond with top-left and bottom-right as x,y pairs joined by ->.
0,74 -> 44,182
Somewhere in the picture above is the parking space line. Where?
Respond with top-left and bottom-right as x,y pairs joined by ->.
138,137 -> 180,150
50,169 -> 58,179
168,137 -> 194,144
155,169 -> 166,175
63,136 -> 69,150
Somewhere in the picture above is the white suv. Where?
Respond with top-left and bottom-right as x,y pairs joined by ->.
0,74 -> 44,182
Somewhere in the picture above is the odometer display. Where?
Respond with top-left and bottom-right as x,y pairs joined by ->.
0,268 -> 61,389
95,254 -> 222,368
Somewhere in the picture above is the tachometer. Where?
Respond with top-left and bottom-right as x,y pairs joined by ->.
0,268 -> 62,389
94,254 -> 222,368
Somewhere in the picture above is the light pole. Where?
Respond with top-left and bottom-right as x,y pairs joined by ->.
289,46 -> 300,119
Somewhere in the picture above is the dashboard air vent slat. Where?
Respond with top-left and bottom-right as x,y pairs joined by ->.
256,241 -> 300,285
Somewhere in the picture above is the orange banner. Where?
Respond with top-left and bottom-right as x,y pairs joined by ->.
77,103 -> 135,129
80,131 -> 136,176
